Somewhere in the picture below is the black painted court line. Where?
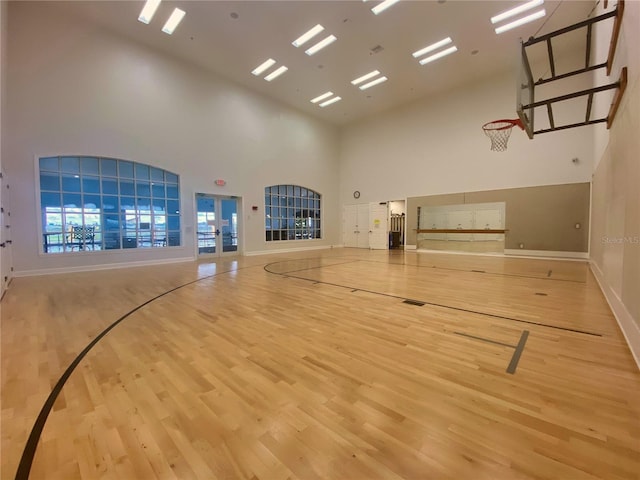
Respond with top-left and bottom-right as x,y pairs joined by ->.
360,258 -> 588,284
403,299 -> 426,306
453,330 -> 529,374
507,331 -> 530,374
271,259 -> 361,275
535,292 -> 548,296
453,331 -> 516,349
14,264 -> 257,480
15,254 -> 557,478
263,262 -> 603,337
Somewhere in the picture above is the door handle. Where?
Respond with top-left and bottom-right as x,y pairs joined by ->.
0,242 -> 5,248
216,229 -> 221,236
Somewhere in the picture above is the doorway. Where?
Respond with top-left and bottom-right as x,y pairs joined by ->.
343,203 -> 370,248
195,194 -> 239,257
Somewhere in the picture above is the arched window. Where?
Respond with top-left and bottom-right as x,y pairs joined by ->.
38,156 -> 180,253
264,185 -> 321,241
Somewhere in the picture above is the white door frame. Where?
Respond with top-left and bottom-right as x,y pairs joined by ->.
368,202 -> 389,250
195,193 -> 241,258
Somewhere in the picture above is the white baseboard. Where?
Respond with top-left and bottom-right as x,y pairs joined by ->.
14,256 -> 195,277
404,245 -> 417,250
590,262 -> 640,370
245,244 -> 343,257
504,249 -> 589,260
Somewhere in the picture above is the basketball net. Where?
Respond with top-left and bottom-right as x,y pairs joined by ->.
482,119 -> 524,152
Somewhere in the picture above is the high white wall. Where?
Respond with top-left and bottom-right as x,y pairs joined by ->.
1,0 -> 6,173
4,2 -> 340,275
339,62 -> 597,205
590,0 -> 640,366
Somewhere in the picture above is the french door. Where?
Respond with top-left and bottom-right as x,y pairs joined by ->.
343,204 -> 370,249
195,194 -> 239,257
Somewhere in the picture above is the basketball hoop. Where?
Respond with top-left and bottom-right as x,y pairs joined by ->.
482,119 -> 524,152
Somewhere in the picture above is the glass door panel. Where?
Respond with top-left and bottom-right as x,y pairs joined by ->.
221,198 -> 238,253
196,195 -> 216,255
196,194 -> 240,257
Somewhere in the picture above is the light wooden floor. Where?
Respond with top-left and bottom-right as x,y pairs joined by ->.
1,249 -> 639,479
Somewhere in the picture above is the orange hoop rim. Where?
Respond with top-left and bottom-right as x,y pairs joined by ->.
482,118 -> 525,131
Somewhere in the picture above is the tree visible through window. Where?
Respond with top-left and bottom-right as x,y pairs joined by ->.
38,156 -> 180,253
265,185 -> 321,241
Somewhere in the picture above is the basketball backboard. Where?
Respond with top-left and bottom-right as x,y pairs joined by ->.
516,44 -> 535,140
514,2 -> 625,139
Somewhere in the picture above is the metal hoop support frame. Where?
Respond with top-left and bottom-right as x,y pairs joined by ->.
482,118 -> 525,152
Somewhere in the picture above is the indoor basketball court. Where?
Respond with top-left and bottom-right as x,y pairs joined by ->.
3,249 -> 639,479
1,0 -> 638,479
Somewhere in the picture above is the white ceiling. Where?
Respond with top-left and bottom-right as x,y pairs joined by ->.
56,0 -> 596,125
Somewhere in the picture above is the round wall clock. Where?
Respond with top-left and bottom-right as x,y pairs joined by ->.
353,191 -> 361,199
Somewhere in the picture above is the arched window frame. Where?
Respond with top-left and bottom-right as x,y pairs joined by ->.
38,156 -> 181,253
264,185 -> 321,241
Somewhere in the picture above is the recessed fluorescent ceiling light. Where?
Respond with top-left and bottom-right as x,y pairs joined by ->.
162,8 -> 185,35
491,0 -> 544,24
494,9 -> 546,34
293,24 -> 325,47
138,0 -> 161,24
319,96 -> 342,107
251,58 -> 276,76
305,35 -> 337,56
412,37 -> 452,58
359,76 -> 388,90
310,92 -> 334,103
264,65 -> 288,81
371,0 -> 400,15
351,70 -> 381,85
419,45 -> 458,65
